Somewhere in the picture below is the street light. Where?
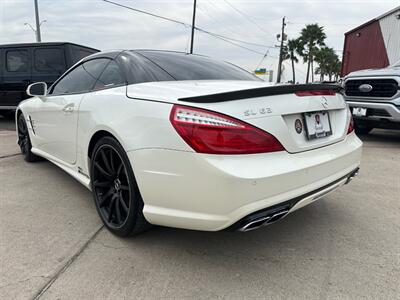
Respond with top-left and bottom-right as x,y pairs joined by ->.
24,20 -> 46,42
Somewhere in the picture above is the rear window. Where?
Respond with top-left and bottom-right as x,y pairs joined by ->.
34,48 -> 65,73
6,50 -> 29,72
136,51 -> 260,82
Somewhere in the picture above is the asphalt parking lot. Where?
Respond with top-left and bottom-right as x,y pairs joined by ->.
0,115 -> 399,300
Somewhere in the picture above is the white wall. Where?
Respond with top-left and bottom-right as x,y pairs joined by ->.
379,8 -> 400,65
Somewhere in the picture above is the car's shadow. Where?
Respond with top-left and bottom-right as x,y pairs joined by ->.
103,197 -> 347,262
358,128 -> 400,145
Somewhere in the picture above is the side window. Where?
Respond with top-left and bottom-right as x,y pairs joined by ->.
34,48 -> 65,73
6,50 -> 29,72
94,60 -> 126,90
50,58 -> 110,95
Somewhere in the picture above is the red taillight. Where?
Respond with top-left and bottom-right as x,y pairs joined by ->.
170,105 -> 285,154
347,114 -> 354,134
295,90 -> 336,96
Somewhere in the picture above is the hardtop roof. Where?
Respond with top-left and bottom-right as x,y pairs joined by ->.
0,42 -> 99,51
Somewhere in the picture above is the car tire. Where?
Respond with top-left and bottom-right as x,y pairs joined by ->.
17,114 -> 42,162
354,124 -> 373,135
90,136 -> 151,237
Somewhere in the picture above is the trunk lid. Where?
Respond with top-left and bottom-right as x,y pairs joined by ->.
127,81 -> 349,153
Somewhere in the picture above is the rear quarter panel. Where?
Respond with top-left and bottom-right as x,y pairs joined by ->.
76,86 -> 193,176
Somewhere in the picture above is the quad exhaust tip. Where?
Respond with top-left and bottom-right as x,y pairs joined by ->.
345,169 -> 359,184
239,210 -> 289,232
238,168 -> 360,232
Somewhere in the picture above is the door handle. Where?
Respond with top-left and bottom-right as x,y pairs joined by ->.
62,103 -> 75,113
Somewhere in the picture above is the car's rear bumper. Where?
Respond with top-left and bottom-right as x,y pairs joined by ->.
127,133 -> 362,231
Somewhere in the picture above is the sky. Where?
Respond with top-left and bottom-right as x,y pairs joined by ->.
0,0 -> 398,82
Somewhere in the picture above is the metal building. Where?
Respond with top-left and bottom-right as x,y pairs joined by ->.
341,6 -> 400,76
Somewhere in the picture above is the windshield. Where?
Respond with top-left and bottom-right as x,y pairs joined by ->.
136,51 -> 261,82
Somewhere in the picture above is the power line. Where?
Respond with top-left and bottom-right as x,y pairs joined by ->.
203,0 -> 275,43
255,51 -> 269,70
196,29 -> 267,56
102,0 -> 189,27
196,4 -> 277,48
196,27 -> 276,49
222,0 -> 272,36
196,4 -> 233,34
102,0 -> 276,53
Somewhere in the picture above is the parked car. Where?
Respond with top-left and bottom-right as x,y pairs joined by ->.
0,42 -> 98,115
16,50 -> 362,236
343,60 -> 400,134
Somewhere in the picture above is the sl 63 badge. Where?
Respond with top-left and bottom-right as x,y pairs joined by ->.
244,107 -> 272,117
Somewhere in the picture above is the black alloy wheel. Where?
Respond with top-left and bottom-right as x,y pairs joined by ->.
17,114 -> 41,162
91,137 -> 150,236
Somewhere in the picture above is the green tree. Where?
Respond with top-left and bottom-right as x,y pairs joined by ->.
297,24 -> 326,83
315,47 -> 341,82
282,39 -> 300,83
331,59 -> 342,81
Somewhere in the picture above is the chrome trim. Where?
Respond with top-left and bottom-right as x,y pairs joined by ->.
239,210 -> 290,232
345,170 -> 359,184
239,216 -> 271,232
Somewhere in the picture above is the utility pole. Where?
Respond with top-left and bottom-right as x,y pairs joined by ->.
34,0 -> 41,42
276,16 -> 286,83
189,0 -> 197,54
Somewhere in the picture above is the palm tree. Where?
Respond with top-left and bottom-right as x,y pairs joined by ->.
282,39 -> 300,83
332,59 -> 342,81
287,39 -> 300,83
297,24 -> 326,83
314,47 -> 341,82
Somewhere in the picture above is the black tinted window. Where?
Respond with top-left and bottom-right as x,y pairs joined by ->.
95,61 -> 125,90
6,50 -> 29,72
137,51 -> 260,81
34,48 -> 65,73
71,45 -> 97,64
51,58 -> 110,95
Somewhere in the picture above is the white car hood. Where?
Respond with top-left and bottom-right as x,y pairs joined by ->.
346,66 -> 400,78
127,80 -> 274,103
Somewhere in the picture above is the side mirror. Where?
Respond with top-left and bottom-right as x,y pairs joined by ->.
27,82 -> 47,97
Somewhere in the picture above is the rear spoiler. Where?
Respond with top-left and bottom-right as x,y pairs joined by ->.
178,83 -> 343,103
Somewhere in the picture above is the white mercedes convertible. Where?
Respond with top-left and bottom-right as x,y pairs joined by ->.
17,50 -> 362,236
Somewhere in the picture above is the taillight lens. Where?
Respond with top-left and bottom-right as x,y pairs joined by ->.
295,90 -> 336,96
170,105 -> 285,154
347,113 -> 354,134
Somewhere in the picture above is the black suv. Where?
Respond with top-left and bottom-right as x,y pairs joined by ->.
0,42 -> 99,114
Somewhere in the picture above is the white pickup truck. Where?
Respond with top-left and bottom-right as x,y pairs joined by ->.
343,60 -> 400,134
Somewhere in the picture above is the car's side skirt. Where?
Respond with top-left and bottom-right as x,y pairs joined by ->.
31,147 -> 91,190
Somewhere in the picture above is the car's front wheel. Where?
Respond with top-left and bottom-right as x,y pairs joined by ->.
90,136 -> 151,237
17,114 -> 42,162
